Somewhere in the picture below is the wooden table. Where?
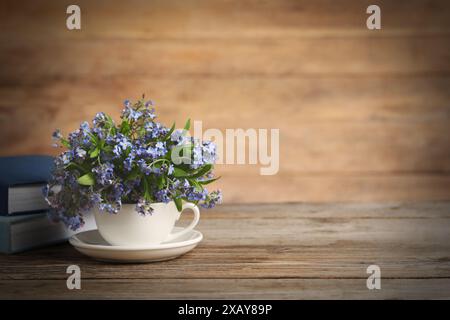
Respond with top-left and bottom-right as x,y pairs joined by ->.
1,202 -> 449,299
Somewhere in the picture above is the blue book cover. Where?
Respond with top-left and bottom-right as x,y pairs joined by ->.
0,155 -> 54,215
0,211 -> 96,254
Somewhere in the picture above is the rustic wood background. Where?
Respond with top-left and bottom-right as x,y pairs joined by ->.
2,202 -> 450,299
0,0 -> 449,203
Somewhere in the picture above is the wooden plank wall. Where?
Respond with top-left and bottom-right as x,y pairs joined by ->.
0,0 -> 449,203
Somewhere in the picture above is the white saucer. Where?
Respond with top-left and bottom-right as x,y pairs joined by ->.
69,227 -> 203,263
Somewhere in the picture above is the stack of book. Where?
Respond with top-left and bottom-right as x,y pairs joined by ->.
0,155 -> 95,254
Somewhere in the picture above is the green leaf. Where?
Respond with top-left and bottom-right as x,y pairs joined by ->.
103,145 -> 113,153
183,118 -> 191,131
188,178 -> 203,191
87,132 -> 98,146
199,176 -> 221,185
77,173 -> 95,186
125,169 -> 140,181
164,122 -> 176,141
66,162 -> 88,174
106,114 -> 115,128
157,176 -> 165,189
143,177 -> 151,201
173,167 -> 188,178
120,120 -> 131,135
60,138 -> 70,148
153,161 -> 163,169
89,148 -> 100,158
138,127 -> 146,137
190,164 -> 212,179
174,198 -> 182,212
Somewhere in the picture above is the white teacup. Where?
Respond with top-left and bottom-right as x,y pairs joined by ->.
93,201 -> 200,246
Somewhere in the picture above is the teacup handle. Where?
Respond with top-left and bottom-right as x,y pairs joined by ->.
166,203 -> 200,241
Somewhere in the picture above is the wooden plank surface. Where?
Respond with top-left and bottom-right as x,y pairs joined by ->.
1,77 -> 449,122
2,37 -> 449,80
1,279 -> 450,300
0,202 -> 449,299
